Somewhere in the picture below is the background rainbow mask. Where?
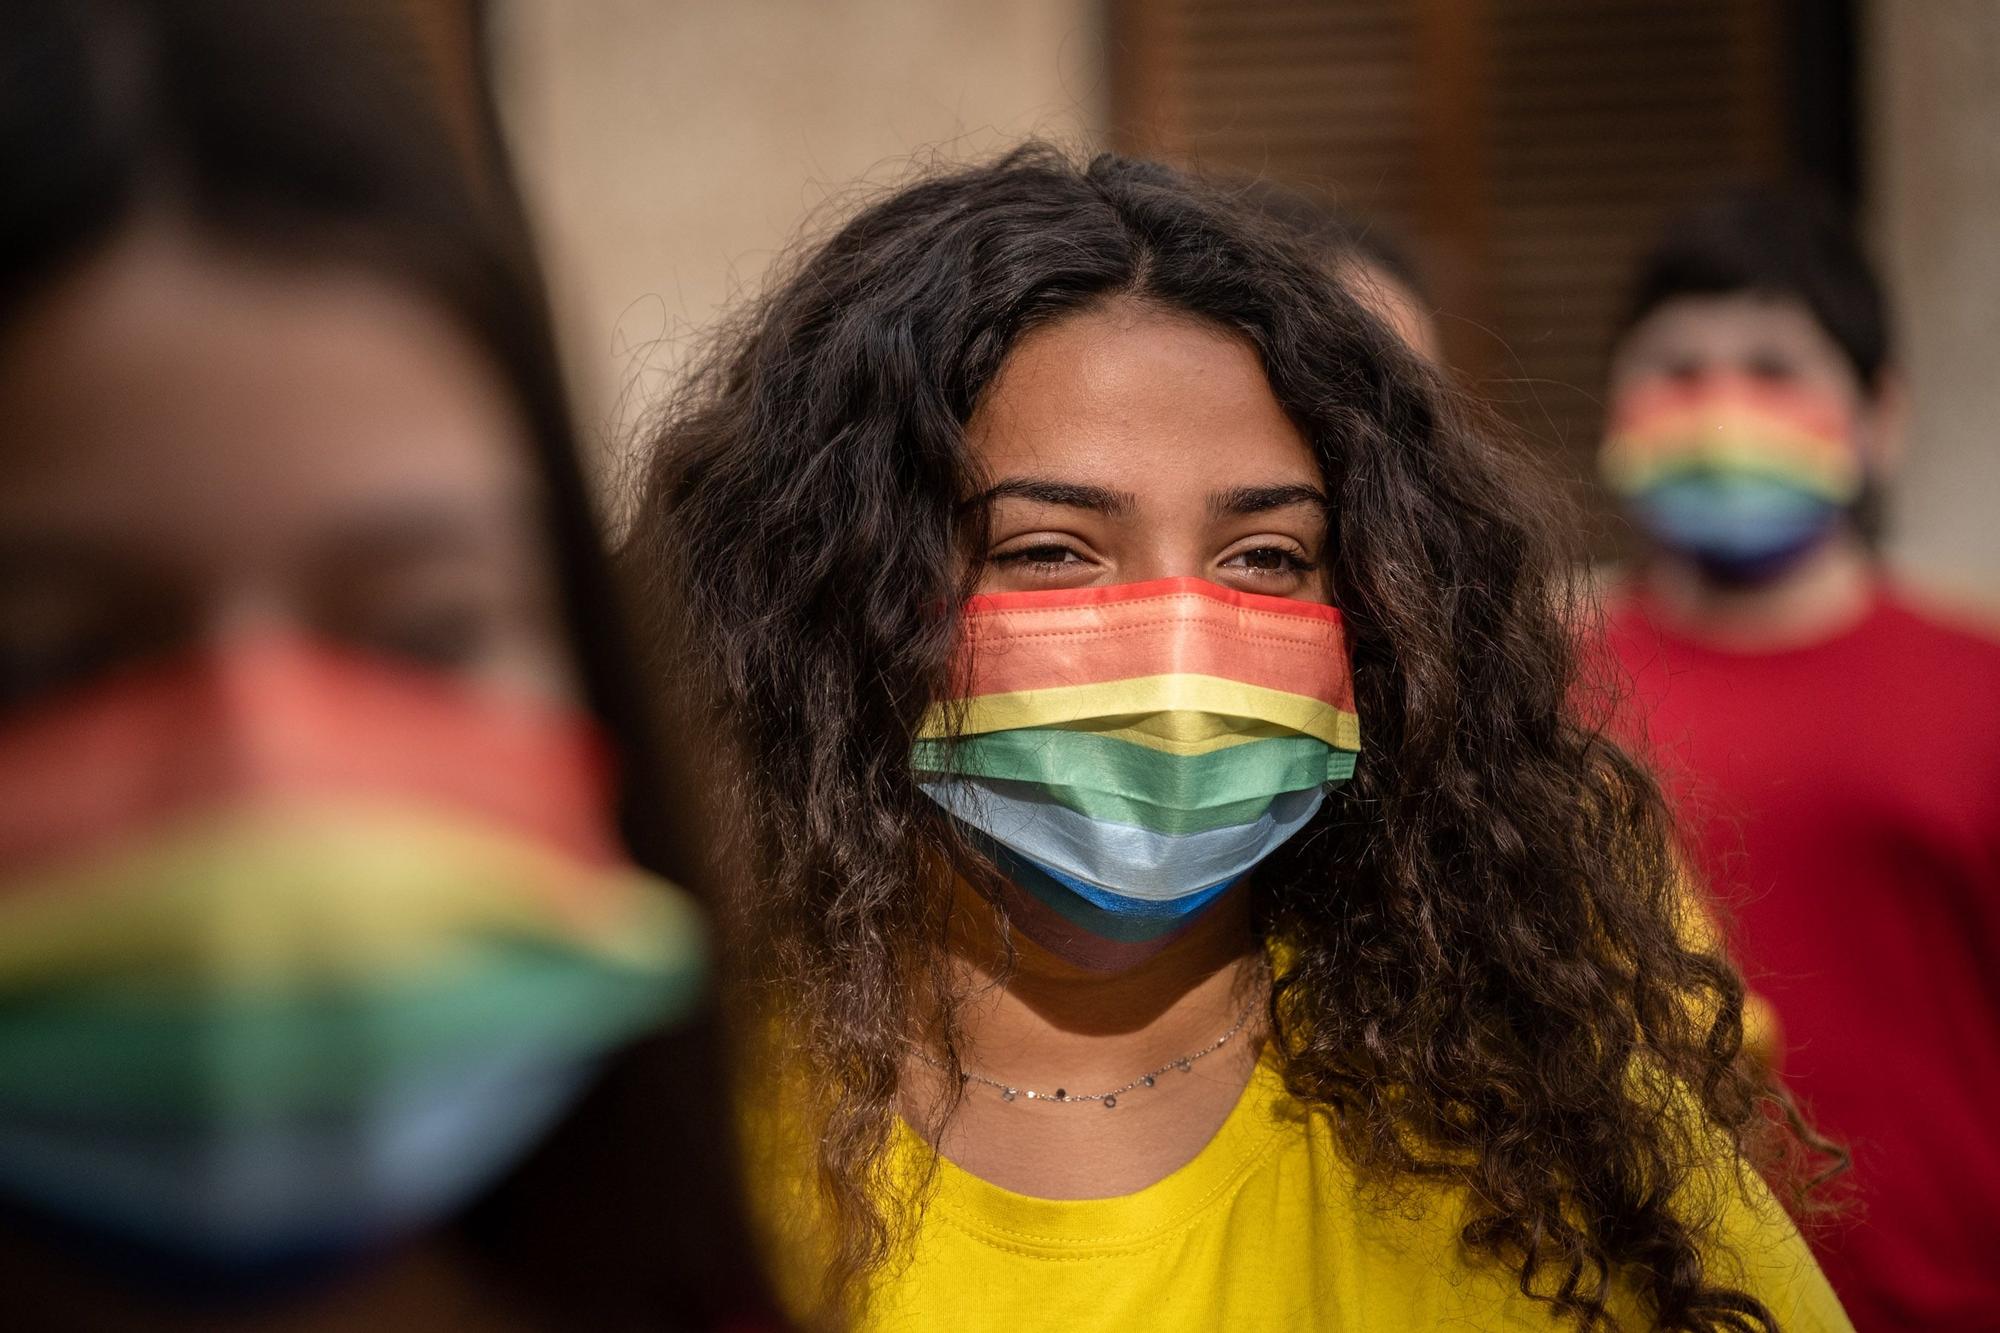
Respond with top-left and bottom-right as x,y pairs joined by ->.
0,639 -> 703,1282
1599,371 -> 1865,580
914,578 -> 1360,971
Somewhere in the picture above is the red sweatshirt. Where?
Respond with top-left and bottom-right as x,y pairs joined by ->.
1602,582 -> 2000,1330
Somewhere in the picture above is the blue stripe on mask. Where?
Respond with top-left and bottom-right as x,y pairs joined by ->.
963,830 -> 1240,942
922,778 -> 1324,900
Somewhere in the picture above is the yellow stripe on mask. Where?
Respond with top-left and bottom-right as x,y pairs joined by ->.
920,674 -> 1361,751
1065,712 -> 1306,756
1603,441 -> 1861,499
0,804 -> 696,990
1612,414 -> 1844,459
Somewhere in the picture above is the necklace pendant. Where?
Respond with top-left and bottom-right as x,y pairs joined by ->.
1000,1087 -> 1016,1102
1053,1089 -> 1066,1101
1103,1095 -> 1117,1109
1142,1074 -> 1155,1087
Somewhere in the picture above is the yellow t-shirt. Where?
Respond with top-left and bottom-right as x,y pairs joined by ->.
774,1052 -> 1849,1332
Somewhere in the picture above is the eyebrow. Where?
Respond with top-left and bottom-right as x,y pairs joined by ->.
961,477 -> 1139,517
1207,484 -> 1330,519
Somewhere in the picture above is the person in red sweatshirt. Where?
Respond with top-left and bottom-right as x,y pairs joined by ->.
1595,187 -> 2000,1330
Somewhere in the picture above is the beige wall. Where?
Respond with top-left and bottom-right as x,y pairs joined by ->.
492,0 -> 1105,489
1869,0 -> 2000,594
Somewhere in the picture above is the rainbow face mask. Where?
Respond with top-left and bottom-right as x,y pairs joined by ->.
0,639 -> 702,1282
913,578 -> 1359,971
1599,371 -> 1864,581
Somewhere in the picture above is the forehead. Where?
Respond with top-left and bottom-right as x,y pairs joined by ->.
968,302 -> 1318,486
0,229 -> 539,557
1616,293 -> 1855,378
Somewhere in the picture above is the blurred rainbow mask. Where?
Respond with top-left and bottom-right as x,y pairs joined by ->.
914,578 -> 1359,971
0,638 -> 702,1280
1599,371 -> 1865,581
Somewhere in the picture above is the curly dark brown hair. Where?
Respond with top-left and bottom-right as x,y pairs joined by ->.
624,146 -> 1832,1330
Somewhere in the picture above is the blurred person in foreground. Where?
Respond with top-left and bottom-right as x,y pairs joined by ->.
0,1 -> 775,1327
1595,188 -> 2000,1329
627,147 -> 1848,1332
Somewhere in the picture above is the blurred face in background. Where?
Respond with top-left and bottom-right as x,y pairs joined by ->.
0,224 -> 578,708
1601,293 -> 1901,582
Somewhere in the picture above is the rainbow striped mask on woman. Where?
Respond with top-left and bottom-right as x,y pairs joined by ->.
1600,370 -> 1863,581
914,578 -> 1359,971
0,639 -> 702,1282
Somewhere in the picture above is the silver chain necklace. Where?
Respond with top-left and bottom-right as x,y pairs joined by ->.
927,993 -> 1262,1110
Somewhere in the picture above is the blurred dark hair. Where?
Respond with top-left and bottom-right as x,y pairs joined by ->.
0,1 -> 772,1325
1618,185 -> 1892,393
1236,178 -> 1431,304
630,145 -> 1833,1330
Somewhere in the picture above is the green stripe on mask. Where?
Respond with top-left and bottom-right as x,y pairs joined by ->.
0,939 -> 692,1126
914,730 -> 1354,835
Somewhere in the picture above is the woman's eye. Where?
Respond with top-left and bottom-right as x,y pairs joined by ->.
340,603 -> 498,671
1223,546 -> 1315,575
991,544 -> 1085,570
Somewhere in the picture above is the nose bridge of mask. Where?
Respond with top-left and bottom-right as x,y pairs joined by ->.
182,635 -> 327,796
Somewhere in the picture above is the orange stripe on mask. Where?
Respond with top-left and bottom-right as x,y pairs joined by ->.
0,636 -> 619,878
1606,372 -> 1855,449
952,577 -> 1353,710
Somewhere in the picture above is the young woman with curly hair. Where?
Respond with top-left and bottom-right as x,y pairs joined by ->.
625,148 -> 1849,1332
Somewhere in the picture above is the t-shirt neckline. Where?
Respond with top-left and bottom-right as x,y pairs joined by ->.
1623,577 -> 1893,663
894,1048 -> 1293,1253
